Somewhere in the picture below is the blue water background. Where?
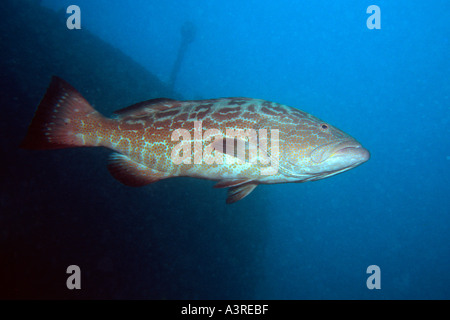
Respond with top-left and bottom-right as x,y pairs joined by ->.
15,0 -> 450,298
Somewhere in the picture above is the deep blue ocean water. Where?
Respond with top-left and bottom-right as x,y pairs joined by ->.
1,0 -> 448,299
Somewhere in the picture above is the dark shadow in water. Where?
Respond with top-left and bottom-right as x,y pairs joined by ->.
168,21 -> 197,91
0,0 -> 269,299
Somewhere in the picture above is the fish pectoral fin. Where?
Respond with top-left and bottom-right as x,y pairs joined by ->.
211,137 -> 258,159
226,183 -> 258,204
107,153 -> 168,187
214,179 -> 253,189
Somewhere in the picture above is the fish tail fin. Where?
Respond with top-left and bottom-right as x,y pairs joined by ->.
21,76 -> 106,150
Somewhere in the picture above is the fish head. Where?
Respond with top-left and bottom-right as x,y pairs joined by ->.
280,114 -> 370,180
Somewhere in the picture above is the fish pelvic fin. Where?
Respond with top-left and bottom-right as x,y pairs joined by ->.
21,76 -> 105,150
107,153 -> 169,187
226,183 -> 258,204
214,178 -> 253,189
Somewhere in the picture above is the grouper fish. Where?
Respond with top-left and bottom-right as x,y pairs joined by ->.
22,76 -> 370,203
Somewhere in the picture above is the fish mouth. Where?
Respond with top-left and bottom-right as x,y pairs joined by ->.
311,139 -> 370,164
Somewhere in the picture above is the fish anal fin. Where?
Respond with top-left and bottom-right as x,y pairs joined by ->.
107,153 -> 168,187
113,98 -> 177,118
214,179 -> 253,189
226,183 -> 258,204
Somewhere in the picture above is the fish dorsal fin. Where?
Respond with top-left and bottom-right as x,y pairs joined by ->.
226,183 -> 258,204
107,153 -> 168,187
113,98 -> 177,118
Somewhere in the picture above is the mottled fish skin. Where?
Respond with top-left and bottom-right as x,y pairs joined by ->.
22,77 -> 370,203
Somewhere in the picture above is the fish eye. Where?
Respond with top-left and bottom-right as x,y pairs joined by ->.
320,123 -> 329,130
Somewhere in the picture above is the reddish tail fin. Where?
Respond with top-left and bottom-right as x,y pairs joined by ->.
21,76 -> 103,150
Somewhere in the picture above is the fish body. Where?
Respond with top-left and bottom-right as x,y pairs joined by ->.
22,77 -> 369,203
